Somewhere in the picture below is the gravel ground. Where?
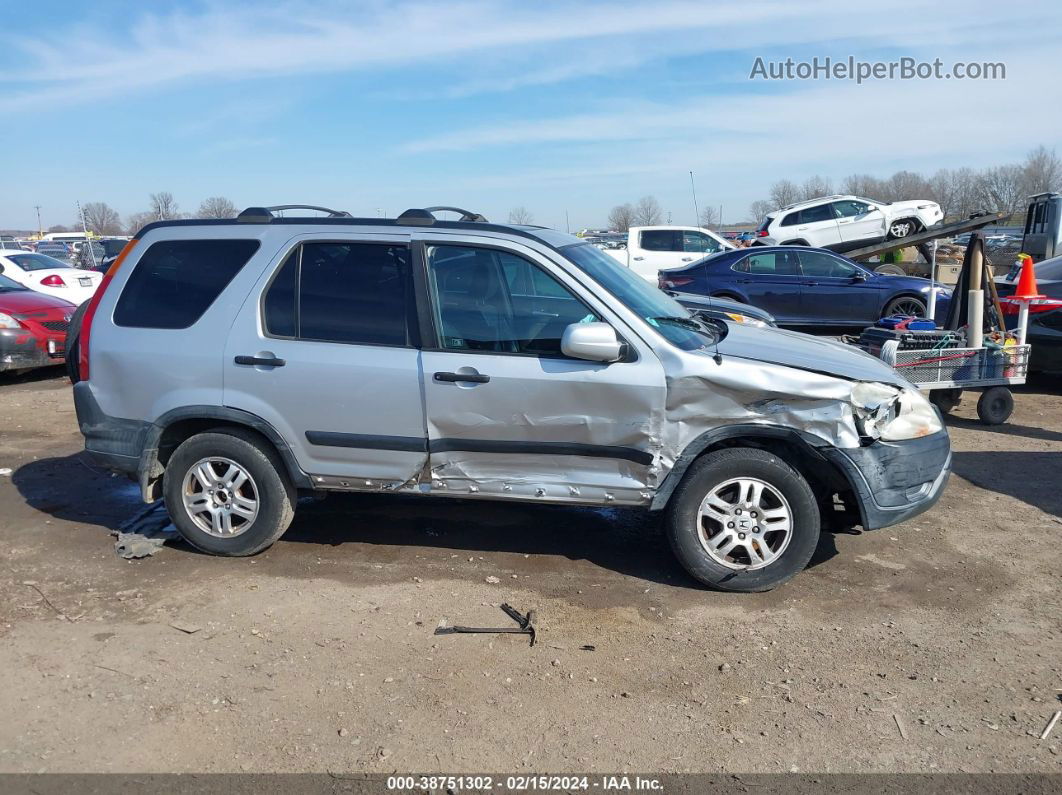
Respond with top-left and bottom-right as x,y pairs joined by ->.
0,366 -> 1059,774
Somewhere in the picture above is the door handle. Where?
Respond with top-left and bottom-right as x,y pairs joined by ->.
801,281 -> 819,286
681,256 -> 694,261
235,355 -> 286,367
434,371 -> 490,384
632,256 -> 645,261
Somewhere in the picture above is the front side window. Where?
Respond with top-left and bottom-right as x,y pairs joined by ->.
832,200 -> 869,218
263,242 -> 413,346
114,239 -> 260,329
683,231 -> 723,254
640,229 -> 683,251
427,245 -> 598,356
798,251 -> 858,278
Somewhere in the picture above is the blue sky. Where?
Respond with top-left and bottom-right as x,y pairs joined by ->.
1,0 -> 1060,231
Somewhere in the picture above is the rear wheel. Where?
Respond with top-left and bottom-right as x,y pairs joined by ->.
976,387 -> 1013,425
163,428 -> 295,556
883,295 -> 927,318
929,388 -> 962,414
666,448 -> 820,592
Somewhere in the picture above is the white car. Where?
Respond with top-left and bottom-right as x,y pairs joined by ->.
603,225 -> 735,281
754,195 -> 943,252
0,251 -> 102,305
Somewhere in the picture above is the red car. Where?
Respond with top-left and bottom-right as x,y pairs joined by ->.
0,273 -> 75,373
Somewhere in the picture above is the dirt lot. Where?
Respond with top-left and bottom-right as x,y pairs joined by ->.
0,366 -> 1059,774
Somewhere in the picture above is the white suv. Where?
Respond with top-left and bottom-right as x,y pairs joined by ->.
755,195 -> 943,252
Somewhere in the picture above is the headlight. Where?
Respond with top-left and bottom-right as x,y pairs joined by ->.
722,311 -> 769,329
851,382 -> 942,441
0,312 -> 22,330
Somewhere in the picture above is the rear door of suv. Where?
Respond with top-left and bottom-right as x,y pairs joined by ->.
415,233 -> 665,503
223,232 -> 429,485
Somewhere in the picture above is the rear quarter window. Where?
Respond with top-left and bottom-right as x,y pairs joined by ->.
114,239 -> 260,329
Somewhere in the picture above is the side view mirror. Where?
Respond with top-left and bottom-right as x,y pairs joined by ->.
561,322 -> 625,363
851,271 -> 868,281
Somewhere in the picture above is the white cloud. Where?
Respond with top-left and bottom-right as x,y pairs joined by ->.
2,0 -> 1050,108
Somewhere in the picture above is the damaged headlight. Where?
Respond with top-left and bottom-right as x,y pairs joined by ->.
850,382 -> 942,442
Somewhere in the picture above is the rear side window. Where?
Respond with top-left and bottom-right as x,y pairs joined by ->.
114,239 -> 260,329
640,229 -> 683,251
263,242 -> 413,346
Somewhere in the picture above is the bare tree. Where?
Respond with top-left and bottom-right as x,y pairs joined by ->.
951,167 -> 981,219
607,203 -> 635,232
926,169 -> 957,221
125,211 -> 155,236
977,165 -> 1025,216
197,196 -> 238,219
149,192 -> 180,221
46,224 -> 70,233
768,180 -> 799,210
698,206 -> 719,228
800,175 -> 833,201
748,200 -> 773,224
1022,145 -> 1062,196
633,195 -> 662,226
507,206 -> 534,225
81,202 -> 123,235
839,173 -> 883,198
881,171 -> 930,203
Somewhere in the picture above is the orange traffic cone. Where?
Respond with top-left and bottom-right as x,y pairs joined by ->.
1014,254 -> 1044,300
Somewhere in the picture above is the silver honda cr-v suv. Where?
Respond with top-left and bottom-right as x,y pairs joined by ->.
70,205 -> 950,592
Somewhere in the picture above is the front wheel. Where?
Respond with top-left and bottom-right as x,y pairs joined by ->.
888,219 -> 920,239
883,295 -> 927,318
163,428 -> 296,556
666,448 -> 821,592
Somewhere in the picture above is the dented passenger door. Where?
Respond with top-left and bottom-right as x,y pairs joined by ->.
416,235 -> 667,505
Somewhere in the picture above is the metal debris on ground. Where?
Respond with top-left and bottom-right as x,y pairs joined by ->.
435,603 -> 537,646
1041,711 -> 1061,741
112,501 -> 177,559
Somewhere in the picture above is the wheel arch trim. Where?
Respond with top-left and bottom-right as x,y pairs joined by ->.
139,405 -> 312,501
650,424 -> 846,511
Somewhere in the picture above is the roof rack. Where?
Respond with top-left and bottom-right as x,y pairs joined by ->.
237,204 -> 352,223
396,206 -> 488,225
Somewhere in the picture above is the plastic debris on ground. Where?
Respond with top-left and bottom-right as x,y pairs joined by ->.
112,502 -> 177,559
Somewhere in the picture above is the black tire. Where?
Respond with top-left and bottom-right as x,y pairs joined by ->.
665,448 -> 821,592
929,388 -> 962,414
976,387 -> 1013,425
163,428 -> 296,556
887,218 -> 920,239
883,295 -> 927,318
65,301 -> 90,384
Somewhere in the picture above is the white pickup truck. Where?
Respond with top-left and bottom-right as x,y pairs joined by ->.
602,225 -> 735,281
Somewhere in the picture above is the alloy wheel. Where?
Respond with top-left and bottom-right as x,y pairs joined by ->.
696,477 -> 793,570
182,457 -> 259,537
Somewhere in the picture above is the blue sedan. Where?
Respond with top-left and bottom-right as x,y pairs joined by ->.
658,246 -> 951,327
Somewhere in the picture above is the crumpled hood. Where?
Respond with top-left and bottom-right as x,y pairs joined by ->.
715,323 -> 910,386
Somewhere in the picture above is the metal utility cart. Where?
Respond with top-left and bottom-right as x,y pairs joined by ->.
883,340 -> 1030,425
855,231 -> 1035,426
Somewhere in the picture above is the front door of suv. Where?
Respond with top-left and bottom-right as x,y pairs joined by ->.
417,236 -> 665,503
833,200 -> 885,248
223,233 -> 429,484
781,204 -> 841,248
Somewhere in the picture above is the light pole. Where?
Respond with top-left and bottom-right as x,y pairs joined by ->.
34,205 -> 42,237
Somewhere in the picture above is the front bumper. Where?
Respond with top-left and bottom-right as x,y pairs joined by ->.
0,328 -> 65,372
822,430 -> 951,530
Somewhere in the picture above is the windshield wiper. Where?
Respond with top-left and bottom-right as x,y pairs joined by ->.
648,315 -> 703,331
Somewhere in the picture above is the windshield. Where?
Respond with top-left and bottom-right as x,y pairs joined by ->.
0,273 -> 29,291
561,243 -> 717,351
8,253 -> 69,271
